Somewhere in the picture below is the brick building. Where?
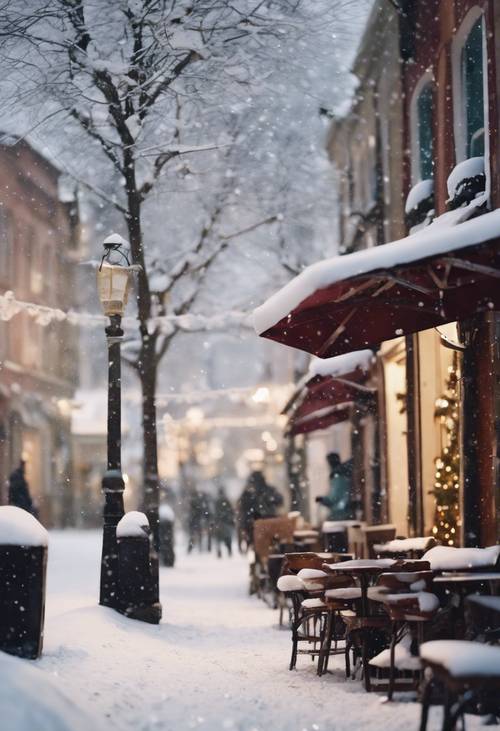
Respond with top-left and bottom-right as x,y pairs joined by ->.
0,137 -> 79,526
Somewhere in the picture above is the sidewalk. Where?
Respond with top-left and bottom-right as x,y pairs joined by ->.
26,531 -> 481,731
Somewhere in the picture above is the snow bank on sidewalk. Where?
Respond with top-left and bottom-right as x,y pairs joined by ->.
0,650 -> 101,731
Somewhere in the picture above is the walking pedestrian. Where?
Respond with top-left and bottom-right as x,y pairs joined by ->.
187,489 -> 204,553
237,470 -> 283,549
213,485 -> 234,558
8,460 -> 35,515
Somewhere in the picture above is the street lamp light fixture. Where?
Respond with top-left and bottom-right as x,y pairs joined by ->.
97,234 -> 133,317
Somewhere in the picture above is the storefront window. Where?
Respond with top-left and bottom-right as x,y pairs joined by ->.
461,17 -> 485,158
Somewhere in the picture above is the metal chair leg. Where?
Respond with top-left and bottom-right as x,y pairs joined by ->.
317,610 -> 333,677
387,621 -> 398,701
419,676 -> 433,731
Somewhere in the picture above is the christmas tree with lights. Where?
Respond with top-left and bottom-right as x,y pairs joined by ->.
431,355 -> 460,546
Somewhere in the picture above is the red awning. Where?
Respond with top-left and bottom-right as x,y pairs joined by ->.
254,210 -> 500,358
285,351 -> 375,435
289,403 -> 353,436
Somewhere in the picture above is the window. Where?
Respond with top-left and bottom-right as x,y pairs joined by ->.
416,83 -> 434,179
410,74 -> 435,184
453,10 -> 488,163
461,18 -> 485,158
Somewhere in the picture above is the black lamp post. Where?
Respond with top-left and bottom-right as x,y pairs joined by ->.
97,234 -> 133,609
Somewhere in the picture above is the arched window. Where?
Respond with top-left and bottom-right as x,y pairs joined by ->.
461,17 -> 485,158
453,10 -> 488,163
416,82 -> 434,180
410,72 -> 435,184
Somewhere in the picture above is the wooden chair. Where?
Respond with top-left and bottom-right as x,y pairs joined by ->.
362,524 -> 397,559
277,552 -> 354,672
252,517 -> 296,600
419,641 -> 500,730
375,571 -> 439,699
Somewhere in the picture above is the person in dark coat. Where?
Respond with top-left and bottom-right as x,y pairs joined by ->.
8,460 -> 34,514
187,489 -> 204,553
213,486 -> 234,558
237,471 -> 283,549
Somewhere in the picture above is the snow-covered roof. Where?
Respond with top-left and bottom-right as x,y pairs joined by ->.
253,205 -> 500,336
307,350 -> 374,380
0,505 -> 48,547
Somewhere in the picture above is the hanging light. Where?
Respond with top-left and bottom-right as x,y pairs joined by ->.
97,233 -> 134,317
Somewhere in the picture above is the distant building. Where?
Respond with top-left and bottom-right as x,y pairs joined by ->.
0,137 -> 79,526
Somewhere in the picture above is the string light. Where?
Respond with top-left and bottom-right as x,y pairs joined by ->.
431,354 -> 460,546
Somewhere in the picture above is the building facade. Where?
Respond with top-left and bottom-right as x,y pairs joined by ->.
0,138 -> 79,526
323,0 -> 500,544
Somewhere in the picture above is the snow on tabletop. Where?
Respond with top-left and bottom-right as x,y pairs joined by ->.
0,506 -> 48,547
252,206 -> 500,336
423,544 -> 500,571
307,350 -> 374,379
0,650 -> 101,731
116,511 -> 150,538
297,568 -> 327,579
447,156 -> 484,199
420,640 -> 500,677
374,536 -> 434,552
325,587 -> 361,600
325,558 -> 396,570
159,504 -> 175,522
277,574 -> 304,592
405,179 -> 434,214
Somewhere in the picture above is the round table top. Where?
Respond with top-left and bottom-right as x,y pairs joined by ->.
322,558 -> 396,574
433,572 -> 500,584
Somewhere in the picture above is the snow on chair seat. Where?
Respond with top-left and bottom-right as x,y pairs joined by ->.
420,640 -> 500,678
382,592 -> 440,621
325,587 -> 361,601
297,567 -> 328,590
277,575 -> 304,592
301,598 -> 327,611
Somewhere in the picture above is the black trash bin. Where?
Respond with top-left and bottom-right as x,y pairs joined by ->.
116,511 -> 162,624
159,504 -> 175,567
0,506 -> 48,659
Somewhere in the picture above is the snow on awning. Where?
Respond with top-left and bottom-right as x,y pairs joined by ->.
284,349 -> 376,436
253,207 -> 500,358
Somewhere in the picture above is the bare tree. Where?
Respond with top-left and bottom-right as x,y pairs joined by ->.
0,0 -> 321,546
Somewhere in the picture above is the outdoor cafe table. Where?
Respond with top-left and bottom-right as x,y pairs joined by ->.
322,558 -> 396,616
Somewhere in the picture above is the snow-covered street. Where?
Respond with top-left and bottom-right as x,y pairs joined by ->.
2,531 -> 473,731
